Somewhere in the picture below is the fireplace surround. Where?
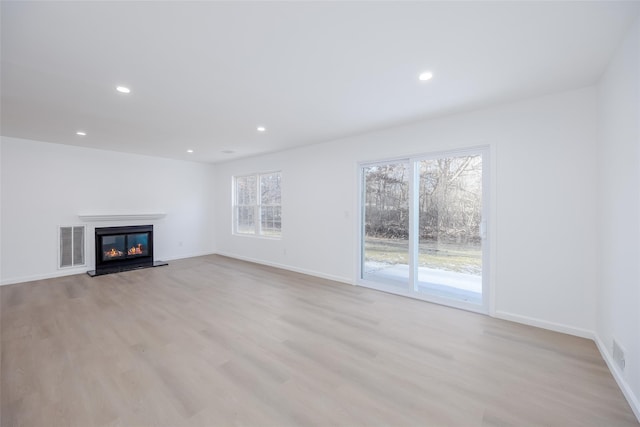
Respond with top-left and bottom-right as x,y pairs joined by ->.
88,224 -> 167,276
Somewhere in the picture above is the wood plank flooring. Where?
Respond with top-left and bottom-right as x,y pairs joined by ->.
1,255 -> 638,426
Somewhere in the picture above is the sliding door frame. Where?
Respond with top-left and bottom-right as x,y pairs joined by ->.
357,146 -> 491,315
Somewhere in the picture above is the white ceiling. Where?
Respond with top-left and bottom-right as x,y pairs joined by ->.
2,1 -> 639,163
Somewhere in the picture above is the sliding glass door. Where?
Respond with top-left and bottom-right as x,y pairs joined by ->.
360,148 -> 489,312
416,154 -> 483,304
362,161 -> 410,287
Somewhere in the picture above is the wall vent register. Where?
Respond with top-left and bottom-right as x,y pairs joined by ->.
59,226 -> 85,268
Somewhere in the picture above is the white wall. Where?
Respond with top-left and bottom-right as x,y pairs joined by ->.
596,16 -> 640,418
0,137 -> 216,285
214,87 -> 598,336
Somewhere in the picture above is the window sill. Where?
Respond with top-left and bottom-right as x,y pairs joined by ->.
232,232 -> 282,240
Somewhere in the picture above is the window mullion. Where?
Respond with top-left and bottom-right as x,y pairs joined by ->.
233,171 -> 281,238
409,160 -> 418,291
253,174 -> 262,236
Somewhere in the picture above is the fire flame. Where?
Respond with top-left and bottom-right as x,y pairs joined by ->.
104,244 -> 144,258
128,243 -> 143,255
105,248 -> 123,258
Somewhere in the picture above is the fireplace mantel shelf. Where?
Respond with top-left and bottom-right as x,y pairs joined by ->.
78,213 -> 167,222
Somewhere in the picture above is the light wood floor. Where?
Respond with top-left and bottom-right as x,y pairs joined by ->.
1,255 -> 638,427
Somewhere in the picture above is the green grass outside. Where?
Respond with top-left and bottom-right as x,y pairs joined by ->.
364,237 -> 482,275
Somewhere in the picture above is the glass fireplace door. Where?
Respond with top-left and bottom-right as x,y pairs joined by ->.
126,233 -> 149,257
102,235 -> 126,261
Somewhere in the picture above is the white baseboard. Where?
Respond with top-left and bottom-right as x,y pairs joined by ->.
214,251 -> 353,285
162,251 -> 217,262
3,254 -> 637,423
1,267 -> 88,286
594,335 -> 640,422
0,251 -> 217,286
208,253 -> 640,424
494,311 -> 639,422
493,310 -> 595,339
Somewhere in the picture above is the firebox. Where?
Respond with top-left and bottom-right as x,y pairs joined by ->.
88,225 -> 166,276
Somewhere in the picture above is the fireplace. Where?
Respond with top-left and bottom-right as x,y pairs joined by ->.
89,225 -> 166,276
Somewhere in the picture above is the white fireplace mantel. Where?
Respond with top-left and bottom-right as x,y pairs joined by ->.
78,213 -> 167,222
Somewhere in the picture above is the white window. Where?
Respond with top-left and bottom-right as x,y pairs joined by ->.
234,172 -> 281,237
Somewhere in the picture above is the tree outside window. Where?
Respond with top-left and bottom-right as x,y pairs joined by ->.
234,172 -> 281,237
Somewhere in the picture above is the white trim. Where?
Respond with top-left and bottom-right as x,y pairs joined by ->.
58,225 -> 87,269
215,251 -> 353,285
356,165 -> 365,285
491,311 -> 639,422
2,251 -> 329,286
231,232 -> 281,241
0,251 -> 217,286
2,250 -> 638,422
78,213 -> 166,222
493,310 -> 595,339
357,145 -> 490,315
358,278 -> 488,314
408,160 -> 418,290
594,334 -> 640,422
1,267 -> 88,286
359,145 -> 491,168
481,146 -> 492,314
232,171 -> 282,238
488,143 -> 498,317
162,251 -> 217,262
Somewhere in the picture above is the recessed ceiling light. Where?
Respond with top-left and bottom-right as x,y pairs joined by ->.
76,131 -> 86,136
186,149 -> 194,153
257,126 -> 266,132
116,86 -> 131,94
419,71 -> 433,81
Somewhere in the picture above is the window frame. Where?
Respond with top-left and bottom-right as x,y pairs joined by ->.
233,171 -> 282,238
357,146 -> 490,315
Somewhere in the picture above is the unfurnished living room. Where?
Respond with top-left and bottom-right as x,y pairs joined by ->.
1,1 -> 639,426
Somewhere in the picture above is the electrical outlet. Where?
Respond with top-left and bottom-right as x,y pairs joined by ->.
613,339 -> 625,370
